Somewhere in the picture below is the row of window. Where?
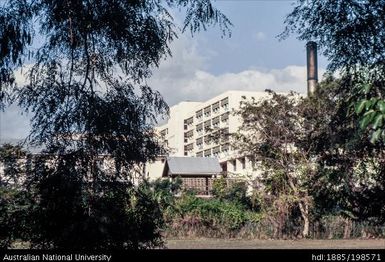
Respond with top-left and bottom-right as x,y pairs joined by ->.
185,116 -> 230,143
190,113 -> 230,140
195,143 -> 230,157
228,158 -> 246,172
195,128 -> 229,146
196,97 -> 229,120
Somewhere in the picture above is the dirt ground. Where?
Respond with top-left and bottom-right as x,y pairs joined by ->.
165,238 -> 385,249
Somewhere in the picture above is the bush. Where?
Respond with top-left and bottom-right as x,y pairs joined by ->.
212,178 -> 251,208
165,193 -> 261,238
0,187 -> 31,248
151,178 -> 182,196
23,161 -> 165,250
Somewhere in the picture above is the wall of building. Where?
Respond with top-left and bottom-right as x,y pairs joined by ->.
157,101 -> 202,156
144,157 -> 166,182
153,90 -> 272,179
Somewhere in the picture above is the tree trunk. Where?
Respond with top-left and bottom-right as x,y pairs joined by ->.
287,174 -> 310,238
298,201 -> 310,238
343,218 -> 352,239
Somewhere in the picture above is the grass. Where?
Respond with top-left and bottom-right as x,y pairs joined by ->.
165,238 -> 385,249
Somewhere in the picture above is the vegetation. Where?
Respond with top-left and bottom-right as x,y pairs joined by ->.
1,143 -> 384,246
0,0 -> 230,249
1,0 -> 385,247
148,171 -> 383,240
163,184 -> 262,239
231,78 -> 385,239
281,0 -> 385,143
233,90 -> 313,238
270,0 -> 385,236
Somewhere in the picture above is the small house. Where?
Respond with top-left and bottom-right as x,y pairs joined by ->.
161,157 -> 222,196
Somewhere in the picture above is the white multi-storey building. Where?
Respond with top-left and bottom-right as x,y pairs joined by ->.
151,90 -> 272,179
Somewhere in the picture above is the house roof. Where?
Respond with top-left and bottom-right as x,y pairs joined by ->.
163,157 -> 221,176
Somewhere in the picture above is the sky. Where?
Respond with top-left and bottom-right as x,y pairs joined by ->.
0,0 -> 328,142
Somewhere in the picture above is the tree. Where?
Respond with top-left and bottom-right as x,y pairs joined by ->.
0,144 -> 31,248
233,83 -> 385,238
0,0 -> 231,249
281,0 -> 385,229
281,0 -> 385,143
303,77 -> 385,227
232,91 -> 314,238
0,144 -> 27,186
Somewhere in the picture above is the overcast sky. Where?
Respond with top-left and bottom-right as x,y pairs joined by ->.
0,1 -> 328,142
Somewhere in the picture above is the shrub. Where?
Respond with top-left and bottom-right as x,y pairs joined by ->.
25,168 -> 165,249
212,178 -> 251,208
0,187 -> 31,248
166,194 -> 261,238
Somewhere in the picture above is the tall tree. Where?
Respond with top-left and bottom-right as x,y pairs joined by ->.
0,0 -> 231,248
233,84 -> 385,238
233,91 -> 313,238
303,77 -> 385,226
281,0 -> 385,143
281,0 -> 385,229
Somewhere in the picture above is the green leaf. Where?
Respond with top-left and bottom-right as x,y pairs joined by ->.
373,114 -> 384,129
370,129 -> 382,144
365,99 -> 374,111
377,100 -> 385,113
363,109 -> 375,116
355,99 -> 367,114
360,111 -> 375,129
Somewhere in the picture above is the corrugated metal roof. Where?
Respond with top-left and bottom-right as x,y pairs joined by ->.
166,156 -> 221,175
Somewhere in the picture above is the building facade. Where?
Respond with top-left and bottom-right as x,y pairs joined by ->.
149,90 -> 271,180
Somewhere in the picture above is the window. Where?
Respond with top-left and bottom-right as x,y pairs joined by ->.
204,135 -> 211,145
212,131 -> 220,144
204,149 -> 212,157
220,162 -> 227,172
221,112 -> 229,124
184,143 -> 194,153
196,123 -> 203,134
204,120 -> 211,132
184,130 -> 193,143
196,138 -> 203,149
204,106 -> 211,117
212,146 -> 220,157
212,116 -> 220,128
221,143 -> 229,153
212,102 -> 220,114
196,109 -> 203,120
221,97 -> 229,111
185,117 -> 193,127
232,160 -> 236,172
240,158 -> 246,169
220,128 -> 229,142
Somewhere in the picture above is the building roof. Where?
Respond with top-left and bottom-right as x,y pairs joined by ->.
163,156 -> 221,176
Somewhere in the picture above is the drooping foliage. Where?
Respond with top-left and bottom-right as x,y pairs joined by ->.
0,0 -> 231,249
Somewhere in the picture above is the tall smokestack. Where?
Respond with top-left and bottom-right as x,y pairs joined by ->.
306,41 -> 318,96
